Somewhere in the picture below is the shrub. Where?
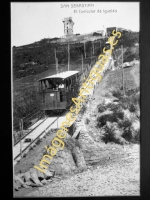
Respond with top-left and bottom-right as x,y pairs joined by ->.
97,114 -> 110,128
129,103 -> 137,113
115,110 -> 124,120
101,131 -> 115,144
133,129 -> 140,143
120,92 -> 140,111
119,101 -> 128,110
105,110 -> 123,123
108,113 -> 119,123
111,89 -> 123,99
120,96 -> 130,105
97,111 -> 123,128
101,125 -> 121,144
104,93 -> 111,98
118,119 -> 132,129
132,94 -> 140,105
97,104 -> 106,113
122,128 -> 132,141
108,103 -> 119,112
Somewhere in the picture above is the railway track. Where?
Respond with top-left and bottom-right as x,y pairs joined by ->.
14,116 -> 48,146
13,114 -> 67,162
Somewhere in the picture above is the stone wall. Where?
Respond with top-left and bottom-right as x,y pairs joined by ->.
33,119 -> 128,177
48,147 -> 77,176
74,121 -> 128,165
44,133 -> 88,175
76,123 -> 109,165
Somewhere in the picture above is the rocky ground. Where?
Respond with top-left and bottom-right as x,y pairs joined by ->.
25,144 -> 139,197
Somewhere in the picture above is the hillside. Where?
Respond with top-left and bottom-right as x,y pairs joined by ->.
13,29 -> 139,133
12,30 -> 139,80
13,37 -> 105,80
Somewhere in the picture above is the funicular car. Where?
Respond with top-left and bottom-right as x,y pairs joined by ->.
38,71 -> 80,115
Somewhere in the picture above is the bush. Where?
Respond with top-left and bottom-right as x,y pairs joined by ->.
133,129 -> 140,143
129,104 -> 137,113
107,103 -> 119,112
118,101 -> 128,110
132,94 -> 140,106
111,89 -> 123,99
118,119 -> 132,129
101,130 -> 115,144
108,113 -> 119,123
115,110 -> 124,120
119,91 -> 140,111
97,104 -> 106,113
97,114 -> 110,128
101,125 -> 121,144
122,128 -> 132,141
97,111 -> 124,128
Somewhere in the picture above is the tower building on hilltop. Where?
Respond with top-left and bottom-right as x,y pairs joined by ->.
63,17 -> 74,37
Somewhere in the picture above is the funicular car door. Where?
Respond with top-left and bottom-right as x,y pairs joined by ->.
47,91 -> 60,109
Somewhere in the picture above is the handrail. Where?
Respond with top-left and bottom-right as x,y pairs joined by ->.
14,116 -> 59,160
14,116 -> 47,146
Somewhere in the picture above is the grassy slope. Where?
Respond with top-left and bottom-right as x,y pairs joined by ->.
13,36 -> 105,80
13,62 -> 89,99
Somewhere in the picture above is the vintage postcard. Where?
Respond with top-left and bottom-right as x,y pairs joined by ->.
12,2 -> 140,197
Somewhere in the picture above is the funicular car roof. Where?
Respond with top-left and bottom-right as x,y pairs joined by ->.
38,71 -> 79,81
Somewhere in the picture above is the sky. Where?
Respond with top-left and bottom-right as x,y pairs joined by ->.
11,2 -> 139,47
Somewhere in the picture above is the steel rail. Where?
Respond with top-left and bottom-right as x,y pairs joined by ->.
14,116 -> 48,146
14,116 -> 60,160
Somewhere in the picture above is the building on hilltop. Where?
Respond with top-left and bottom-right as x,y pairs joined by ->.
93,26 -> 107,37
63,17 -> 74,37
106,27 -> 133,37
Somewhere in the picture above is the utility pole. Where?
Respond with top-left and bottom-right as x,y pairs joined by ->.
54,49 -> 57,62
81,54 -> 83,73
57,118 -> 58,129
92,41 -> 94,55
56,58 -> 59,74
121,45 -> 125,96
20,119 -> 23,159
91,48 -> 92,64
84,41 -> 86,58
68,43 -> 70,71
99,40 -> 101,53
48,54 -> 49,68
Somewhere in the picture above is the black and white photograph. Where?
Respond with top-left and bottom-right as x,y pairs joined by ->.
11,2 -> 140,197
